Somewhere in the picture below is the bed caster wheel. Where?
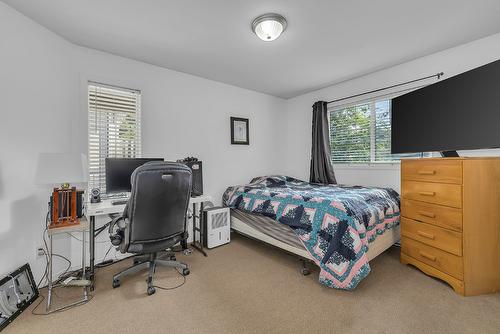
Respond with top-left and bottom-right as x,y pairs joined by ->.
301,268 -> 310,276
147,287 -> 156,296
112,279 -> 121,288
182,268 -> 190,276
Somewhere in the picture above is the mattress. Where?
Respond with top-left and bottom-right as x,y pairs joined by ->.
224,175 -> 401,289
231,209 -> 303,249
231,209 -> 400,262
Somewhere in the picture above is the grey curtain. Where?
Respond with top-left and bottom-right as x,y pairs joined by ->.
309,101 -> 337,184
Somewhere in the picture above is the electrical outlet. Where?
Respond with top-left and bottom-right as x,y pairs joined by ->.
36,246 -> 45,258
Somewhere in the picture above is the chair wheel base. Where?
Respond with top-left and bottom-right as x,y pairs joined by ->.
113,279 -> 121,288
182,268 -> 190,276
147,287 -> 156,295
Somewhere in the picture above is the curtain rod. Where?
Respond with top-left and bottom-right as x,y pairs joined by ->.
326,72 -> 444,105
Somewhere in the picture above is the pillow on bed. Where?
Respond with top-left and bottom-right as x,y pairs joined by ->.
249,175 -> 304,186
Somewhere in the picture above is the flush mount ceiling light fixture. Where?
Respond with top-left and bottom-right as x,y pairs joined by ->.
251,13 -> 287,42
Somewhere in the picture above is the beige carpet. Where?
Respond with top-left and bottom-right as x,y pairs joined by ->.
5,234 -> 500,334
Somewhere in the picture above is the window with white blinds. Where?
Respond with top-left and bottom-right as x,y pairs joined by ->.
88,82 -> 141,193
329,99 -> 424,163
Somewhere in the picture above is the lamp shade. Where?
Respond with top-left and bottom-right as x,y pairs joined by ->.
35,153 -> 88,186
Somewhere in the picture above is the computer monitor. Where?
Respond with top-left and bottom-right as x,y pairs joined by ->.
105,158 -> 163,194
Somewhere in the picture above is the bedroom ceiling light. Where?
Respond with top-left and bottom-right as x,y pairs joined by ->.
252,13 -> 287,41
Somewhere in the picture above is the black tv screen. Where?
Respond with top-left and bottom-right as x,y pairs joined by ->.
391,59 -> 500,154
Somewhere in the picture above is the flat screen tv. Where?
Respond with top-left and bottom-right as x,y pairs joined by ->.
391,59 -> 500,154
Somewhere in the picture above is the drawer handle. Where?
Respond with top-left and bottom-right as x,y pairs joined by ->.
419,251 -> 437,262
417,231 -> 435,240
418,170 -> 436,175
417,210 -> 436,218
418,191 -> 436,196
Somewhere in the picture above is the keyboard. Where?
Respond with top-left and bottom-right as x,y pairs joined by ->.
111,200 -> 128,206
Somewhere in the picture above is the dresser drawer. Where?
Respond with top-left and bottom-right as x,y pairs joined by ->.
402,159 -> 462,184
402,181 -> 462,208
401,237 -> 463,280
401,199 -> 462,232
401,217 -> 462,256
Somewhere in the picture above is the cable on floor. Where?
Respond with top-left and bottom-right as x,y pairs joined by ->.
153,268 -> 187,291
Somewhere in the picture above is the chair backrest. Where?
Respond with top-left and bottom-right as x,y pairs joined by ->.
125,162 -> 192,247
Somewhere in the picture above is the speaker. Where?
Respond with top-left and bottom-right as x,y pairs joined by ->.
177,157 -> 203,196
180,161 -> 202,196
186,161 -> 203,196
90,188 -> 101,203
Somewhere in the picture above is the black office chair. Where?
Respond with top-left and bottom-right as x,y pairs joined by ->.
108,162 -> 192,295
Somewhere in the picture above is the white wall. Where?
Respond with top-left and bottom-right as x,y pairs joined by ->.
0,2 -> 286,281
0,2 -> 75,283
70,46 -> 285,202
283,32 -> 500,192
68,46 -> 286,267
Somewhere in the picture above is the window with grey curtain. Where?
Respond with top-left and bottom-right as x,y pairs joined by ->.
310,101 -> 337,184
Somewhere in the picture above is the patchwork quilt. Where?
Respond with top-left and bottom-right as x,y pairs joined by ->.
222,176 -> 400,290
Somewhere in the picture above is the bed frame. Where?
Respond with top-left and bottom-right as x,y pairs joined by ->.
231,214 -> 400,275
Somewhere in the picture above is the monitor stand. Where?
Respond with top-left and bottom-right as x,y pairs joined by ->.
440,150 -> 459,157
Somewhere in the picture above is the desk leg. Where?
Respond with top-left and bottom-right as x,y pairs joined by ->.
182,211 -> 188,250
199,202 -> 206,254
82,228 -> 88,299
89,215 -> 95,291
192,203 -> 196,248
46,234 -> 53,312
191,202 -> 207,257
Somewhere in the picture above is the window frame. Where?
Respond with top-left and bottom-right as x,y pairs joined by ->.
328,95 -> 428,167
87,81 -> 142,194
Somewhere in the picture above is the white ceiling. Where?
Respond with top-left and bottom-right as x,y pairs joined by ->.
4,0 -> 500,98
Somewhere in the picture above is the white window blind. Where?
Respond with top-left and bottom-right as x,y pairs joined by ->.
330,103 -> 372,163
329,99 -> 425,164
88,82 -> 141,193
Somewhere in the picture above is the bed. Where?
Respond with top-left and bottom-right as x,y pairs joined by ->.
222,175 -> 401,290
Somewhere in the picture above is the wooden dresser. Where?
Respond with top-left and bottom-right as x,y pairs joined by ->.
400,157 -> 500,296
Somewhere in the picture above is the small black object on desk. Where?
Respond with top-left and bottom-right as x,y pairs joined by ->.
177,157 -> 203,196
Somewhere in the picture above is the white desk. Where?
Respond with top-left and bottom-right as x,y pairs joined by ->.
84,195 -> 212,290
85,200 -> 126,216
85,194 -> 212,216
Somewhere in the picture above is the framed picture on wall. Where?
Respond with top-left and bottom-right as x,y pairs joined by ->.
230,117 -> 249,145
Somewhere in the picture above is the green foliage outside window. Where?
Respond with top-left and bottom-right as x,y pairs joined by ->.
330,103 -> 371,163
330,100 -> 425,163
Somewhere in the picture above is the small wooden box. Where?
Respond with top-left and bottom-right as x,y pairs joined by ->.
49,187 -> 80,229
